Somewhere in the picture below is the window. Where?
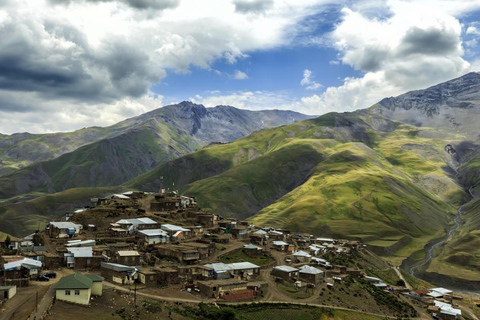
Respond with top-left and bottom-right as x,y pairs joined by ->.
75,290 -> 80,295
65,290 -> 70,295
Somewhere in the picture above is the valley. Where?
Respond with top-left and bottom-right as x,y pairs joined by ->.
1,73 -> 480,293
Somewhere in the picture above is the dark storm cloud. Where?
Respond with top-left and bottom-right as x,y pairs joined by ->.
0,18 -> 163,110
399,26 -> 459,56
233,0 -> 273,14
353,46 -> 389,72
48,0 -> 180,10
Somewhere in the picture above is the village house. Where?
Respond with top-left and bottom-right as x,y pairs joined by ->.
178,265 -> 214,281
231,226 -> 248,239
2,236 -> 34,251
428,287 -> 454,299
184,225 -> 205,238
108,223 -> 129,237
293,250 -> 312,263
311,257 -> 331,268
298,265 -> 324,284
116,217 -> 158,232
108,243 -> 132,255
346,268 -> 363,278
432,300 -> 462,320
115,250 -> 141,266
218,219 -> 238,232
271,265 -> 299,282
65,247 -> 102,270
138,229 -> 170,245
204,262 -> 261,280
268,230 -> 285,241
161,224 -> 191,240
55,273 -> 104,305
47,222 -> 82,238
242,244 -> 263,258
182,242 -> 214,260
138,268 -> 159,287
272,241 -> 294,252
157,267 -> 181,286
196,279 -> 253,300
249,230 -> 268,245
3,257 -> 42,280
149,193 -> 185,212
100,262 -> 138,285
156,245 -> 200,264
365,276 -> 387,289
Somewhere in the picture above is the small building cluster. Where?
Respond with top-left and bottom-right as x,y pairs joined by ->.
0,189 -> 469,317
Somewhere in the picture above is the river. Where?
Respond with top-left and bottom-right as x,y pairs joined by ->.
401,187 -> 478,291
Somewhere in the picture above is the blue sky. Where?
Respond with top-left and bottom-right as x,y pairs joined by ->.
0,0 -> 480,133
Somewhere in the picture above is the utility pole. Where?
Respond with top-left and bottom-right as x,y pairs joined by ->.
36,290 -> 38,313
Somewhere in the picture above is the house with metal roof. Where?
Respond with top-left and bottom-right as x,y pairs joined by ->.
48,222 -> 82,238
55,273 -> 104,305
138,229 -> 170,245
272,241 -> 294,252
299,265 -> 324,284
161,224 -> 191,239
100,262 -> 138,285
3,257 -> 42,279
293,250 -> 312,263
250,229 -> 268,245
115,217 -> 158,232
271,265 -> 299,282
242,243 -> 263,258
204,262 -> 261,280
64,247 -> 102,270
115,250 -> 141,266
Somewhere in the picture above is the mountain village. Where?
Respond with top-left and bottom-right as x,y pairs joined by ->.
0,190 -> 477,320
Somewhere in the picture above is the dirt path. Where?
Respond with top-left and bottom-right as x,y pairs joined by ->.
104,281 -> 423,319
28,284 -> 56,320
393,266 -> 412,290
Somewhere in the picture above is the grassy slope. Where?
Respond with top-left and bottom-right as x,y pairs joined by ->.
129,112 -> 467,268
0,124 -> 200,199
0,186 -> 122,236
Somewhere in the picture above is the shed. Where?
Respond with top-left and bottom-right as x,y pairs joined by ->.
0,286 -> 16,300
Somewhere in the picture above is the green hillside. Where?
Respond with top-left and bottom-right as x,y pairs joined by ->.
0,187 -> 121,236
125,112 -> 468,268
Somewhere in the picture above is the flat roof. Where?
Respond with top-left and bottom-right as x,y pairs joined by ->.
117,250 -> 140,257
273,265 -> 298,273
138,229 -> 169,236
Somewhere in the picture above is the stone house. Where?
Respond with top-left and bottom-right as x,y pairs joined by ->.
271,265 -> 299,282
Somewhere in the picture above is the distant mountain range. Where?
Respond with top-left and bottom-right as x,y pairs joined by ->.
0,102 -> 312,199
2,72 -> 480,287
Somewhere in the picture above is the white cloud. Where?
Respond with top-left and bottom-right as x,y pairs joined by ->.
467,26 -> 480,35
233,70 -> 249,80
0,90 -> 164,133
312,0 -> 477,113
192,90 -> 321,115
300,69 -> 323,90
0,0 -> 335,133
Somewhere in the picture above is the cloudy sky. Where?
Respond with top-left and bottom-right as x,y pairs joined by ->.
1,0 -> 480,133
